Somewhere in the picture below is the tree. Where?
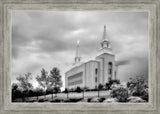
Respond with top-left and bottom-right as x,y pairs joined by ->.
12,83 -> 23,102
16,72 -> 33,90
16,72 -> 33,101
36,68 -> 49,99
49,67 -> 62,98
110,87 -> 128,102
12,83 -> 19,101
12,83 -> 18,90
35,87 -> 43,100
98,83 -> 103,97
127,76 -> 148,101
54,86 -> 60,97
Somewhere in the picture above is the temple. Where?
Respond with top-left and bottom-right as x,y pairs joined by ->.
65,25 -> 119,89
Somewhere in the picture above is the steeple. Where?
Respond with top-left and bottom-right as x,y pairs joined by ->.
99,25 -> 113,55
74,40 -> 81,65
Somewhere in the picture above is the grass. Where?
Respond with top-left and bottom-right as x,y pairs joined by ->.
13,90 -> 111,102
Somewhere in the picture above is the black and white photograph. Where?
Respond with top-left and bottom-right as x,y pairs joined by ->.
11,11 -> 148,103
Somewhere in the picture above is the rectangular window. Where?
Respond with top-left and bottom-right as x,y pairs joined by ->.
68,79 -> 83,86
68,72 -> 83,80
95,68 -> 98,75
68,72 -> 83,86
110,69 -> 112,74
95,77 -> 97,82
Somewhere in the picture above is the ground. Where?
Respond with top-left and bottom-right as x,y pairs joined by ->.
14,90 -> 111,102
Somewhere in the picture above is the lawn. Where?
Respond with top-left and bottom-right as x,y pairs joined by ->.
13,90 -> 111,102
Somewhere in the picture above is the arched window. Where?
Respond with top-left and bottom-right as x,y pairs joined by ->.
108,62 -> 112,79
101,43 -> 103,48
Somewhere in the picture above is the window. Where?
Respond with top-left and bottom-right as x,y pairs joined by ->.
68,72 -> 83,86
101,43 -> 103,48
95,77 -> 97,83
68,79 -> 83,86
108,62 -> 112,79
107,42 -> 109,47
95,68 -> 98,75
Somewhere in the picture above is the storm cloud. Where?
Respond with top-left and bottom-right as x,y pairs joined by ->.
12,11 -> 148,88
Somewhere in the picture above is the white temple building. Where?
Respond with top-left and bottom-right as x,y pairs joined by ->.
65,25 -> 119,89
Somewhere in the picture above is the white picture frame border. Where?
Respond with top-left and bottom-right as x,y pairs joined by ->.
0,0 -> 159,114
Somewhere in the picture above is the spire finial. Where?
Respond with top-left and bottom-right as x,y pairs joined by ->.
103,25 -> 107,40
77,40 -> 79,46
76,40 -> 79,57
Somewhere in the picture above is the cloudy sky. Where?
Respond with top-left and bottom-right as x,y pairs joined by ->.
12,11 -> 148,89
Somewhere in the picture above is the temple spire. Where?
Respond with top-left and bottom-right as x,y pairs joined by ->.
76,40 -> 79,57
74,40 -> 81,65
99,25 -> 113,55
102,25 -> 109,41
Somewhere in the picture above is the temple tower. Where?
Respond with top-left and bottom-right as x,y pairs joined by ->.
96,25 -> 116,85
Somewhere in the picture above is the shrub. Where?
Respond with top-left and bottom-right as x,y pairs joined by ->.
110,87 -> 128,102
105,83 -> 111,90
46,87 -> 54,95
35,88 -> 43,96
28,89 -> 34,97
69,88 -> 75,92
75,86 -> 82,93
87,98 -> 92,102
127,76 -> 148,101
12,87 -> 23,101
105,79 -> 121,90
99,97 -> 106,102
12,83 -> 18,90
98,83 -> 104,90
38,99 -> 44,102
69,98 -> 82,102
54,99 -> 61,102
64,88 -> 69,93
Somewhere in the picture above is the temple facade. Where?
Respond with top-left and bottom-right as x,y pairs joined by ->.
65,26 -> 119,89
